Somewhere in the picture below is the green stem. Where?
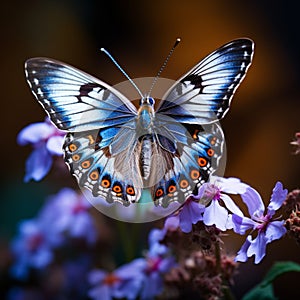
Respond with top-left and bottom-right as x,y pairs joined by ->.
117,222 -> 133,262
116,222 -> 141,263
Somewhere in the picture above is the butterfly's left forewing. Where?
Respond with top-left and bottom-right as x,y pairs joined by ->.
25,58 -> 137,132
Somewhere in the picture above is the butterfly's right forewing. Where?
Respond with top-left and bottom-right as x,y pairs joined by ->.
156,39 -> 254,124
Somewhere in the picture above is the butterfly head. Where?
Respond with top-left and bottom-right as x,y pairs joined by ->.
140,96 -> 155,107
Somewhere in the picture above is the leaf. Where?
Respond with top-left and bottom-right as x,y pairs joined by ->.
242,283 -> 275,300
242,261 -> 300,300
262,261 -> 300,285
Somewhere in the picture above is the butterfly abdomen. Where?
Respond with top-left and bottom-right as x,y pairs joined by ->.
140,136 -> 152,180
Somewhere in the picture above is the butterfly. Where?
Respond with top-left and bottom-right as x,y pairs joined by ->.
25,38 -> 254,207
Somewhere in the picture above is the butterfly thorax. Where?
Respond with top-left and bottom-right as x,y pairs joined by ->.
137,97 -> 155,133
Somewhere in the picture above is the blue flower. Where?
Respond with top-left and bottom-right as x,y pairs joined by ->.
39,188 -> 97,245
17,118 -> 65,181
10,219 -> 54,279
232,182 -> 288,264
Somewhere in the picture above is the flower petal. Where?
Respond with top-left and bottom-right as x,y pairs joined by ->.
88,269 -> 107,285
88,285 -> 111,300
265,220 -> 286,243
164,215 -> 179,230
267,182 -> 288,216
46,136 -> 64,155
158,256 -> 176,273
179,204 -> 193,233
148,228 -> 166,246
141,272 -> 163,300
231,214 -> 257,235
189,201 -> 205,223
203,200 -> 228,231
116,258 -> 146,279
247,233 -> 268,264
24,146 -> 53,182
241,187 -> 265,218
235,235 -> 252,262
216,177 -> 249,194
221,194 -> 243,216
17,122 -> 55,145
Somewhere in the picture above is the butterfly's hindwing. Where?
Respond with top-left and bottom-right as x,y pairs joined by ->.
64,130 -> 141,206
152,123 -> 224,207
156,39 -> 254,124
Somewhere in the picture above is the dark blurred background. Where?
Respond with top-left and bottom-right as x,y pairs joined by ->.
1,0 -> 300,298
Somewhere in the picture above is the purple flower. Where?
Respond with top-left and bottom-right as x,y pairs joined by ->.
197,177 -> 248,231
39,188 -> 97,245
164,197 -> 205,233
148,228 -> 169,256
88,261 -> 144,300
88,229 -> 175,300
17,118 -> 65,182
10,219 -> 54,279
137,229 -> 176,299
139,254 -> 175,300
164,177 -> 248,233
232,182 -> 288,264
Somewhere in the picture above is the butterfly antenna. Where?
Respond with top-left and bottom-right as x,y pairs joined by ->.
100,48 -> 143,98
147,37 -> 181,97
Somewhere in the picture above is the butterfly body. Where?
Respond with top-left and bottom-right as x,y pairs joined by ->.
25,39 -> 254,207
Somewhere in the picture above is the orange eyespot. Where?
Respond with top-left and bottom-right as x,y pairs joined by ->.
180,179 -> 189,189
126,186 -> 135,196
168,185 -> 176,194
81,160 -> 91,169
69,143 -> 78,152
190,169 -> 200,180
72,154 -> 80,161
112,184 -> 122,194
207,148 -> 214,157
155,188 -> 164,198
101,179 -> 111,188
89,170 -> 99,180
198,157 -> 207,167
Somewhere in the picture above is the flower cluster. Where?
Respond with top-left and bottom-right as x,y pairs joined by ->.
6,120 -> 299,299
10,188 -> 96,280
163,177 -> 287,265
88,229 -> 175,300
